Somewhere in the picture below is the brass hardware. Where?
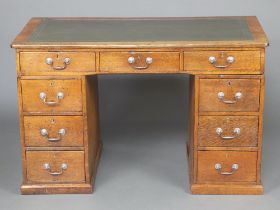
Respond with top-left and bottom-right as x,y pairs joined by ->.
40,128 -> 66,142
39,92 -> 64,106
209,55 -> 235,68
127,56 -> 153,70
43,163 -> 68,176
127,56 -> 135,64
217,91 -> 242,104
46,57 -> 71,70
215,127 -> 241,140
214,163 -> 239,175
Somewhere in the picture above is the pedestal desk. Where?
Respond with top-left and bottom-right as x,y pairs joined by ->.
11,17 -> 269,195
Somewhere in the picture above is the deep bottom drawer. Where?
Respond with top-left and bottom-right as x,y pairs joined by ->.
197,151 -> 257,183
26,151 -> 85,183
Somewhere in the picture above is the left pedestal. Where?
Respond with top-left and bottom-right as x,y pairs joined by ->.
18,75 -> 101,194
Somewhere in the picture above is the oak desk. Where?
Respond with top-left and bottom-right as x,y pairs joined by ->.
11,17 -> 269,195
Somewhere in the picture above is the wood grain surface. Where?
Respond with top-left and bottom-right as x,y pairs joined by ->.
198,116 -> 259,147
20,52 -> 96,75
184,50 -> 261,72
197,151 -> 257,182
11,17 -> 268,195
199,78 -> 261,112
99,51 -> 180,73
26,151 -> 85,183
24,116 -> 84,147
21,79 -> 82,113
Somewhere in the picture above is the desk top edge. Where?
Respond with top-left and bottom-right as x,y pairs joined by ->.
11,16 -> 269,49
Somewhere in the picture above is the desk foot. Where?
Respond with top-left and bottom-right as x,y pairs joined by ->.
20,183 -> 93,194
190,183 -> 264,195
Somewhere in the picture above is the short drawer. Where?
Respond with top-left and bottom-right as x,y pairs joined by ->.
184,51 -> 261,72
21,79 -> 82,113
198,116 -> 259,147
199,78 -> 260,112
100,52 -> 180,73
26,151 -> 85,183
24,116 -> 84,147
197,151 -> 257,183
20,52 -> 95,74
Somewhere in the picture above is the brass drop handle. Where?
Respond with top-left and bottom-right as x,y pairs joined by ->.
217,91 -> 242,104
46,57 -> 71,70
216,127 -> 241,140
43,163 -> 68,176
127,56 -> 153,70
40,128 -> 66,142
39,92 -> 64,106
209,55 -> 235,68
215,163 -> 239,175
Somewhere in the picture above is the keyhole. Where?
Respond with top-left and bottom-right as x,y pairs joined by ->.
50,81 -> 55,86
50,118 -> 55,124
228,81 -> 231,86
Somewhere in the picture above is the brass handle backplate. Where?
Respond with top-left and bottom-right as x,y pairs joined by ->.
39,92 -> 64,106
46,57 -> 71,70
209,54 -> 235,68
217,91 -> 242,104
40,128 -> 66,142
215,127 -> 241,140
214,163 -> 239,175
127,56 -> 153,70
43,163 -> 68,176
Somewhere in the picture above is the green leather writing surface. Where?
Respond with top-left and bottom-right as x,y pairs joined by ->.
28,18 -> 253,42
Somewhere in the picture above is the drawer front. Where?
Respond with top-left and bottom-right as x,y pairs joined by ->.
21,79 -> 82,113
198,116 -> 258,147
26,151 -> 85,183
184,51 -> 261,72
20,52 -> 95,74
199,79 -> 260,112
197,151 -> 257,183
24,116 -> 84,147
100,52 -> 180,73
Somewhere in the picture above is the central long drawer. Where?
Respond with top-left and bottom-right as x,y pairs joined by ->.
99,51 -> 180,73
